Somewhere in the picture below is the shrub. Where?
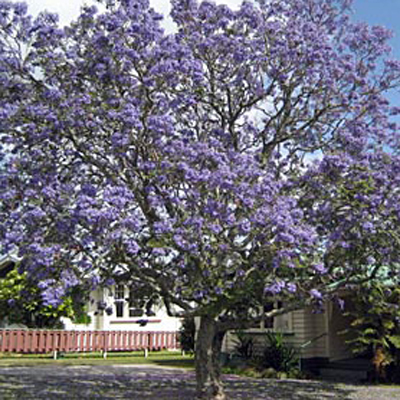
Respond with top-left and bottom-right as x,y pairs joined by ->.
253,332 -> 298,373
232,331 -> 254,360
179,316 -> 196,354
343,285 -> 400,382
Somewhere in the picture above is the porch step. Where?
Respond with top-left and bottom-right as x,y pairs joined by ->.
318,358 -> 372,382
319,367 -> 368,381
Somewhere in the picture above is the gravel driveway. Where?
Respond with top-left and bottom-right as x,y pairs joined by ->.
0,365 -> 399,399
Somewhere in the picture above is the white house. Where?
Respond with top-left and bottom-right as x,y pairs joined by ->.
62,284 -> 182,332
0,254 -> 182,332
0,252 -> 357,366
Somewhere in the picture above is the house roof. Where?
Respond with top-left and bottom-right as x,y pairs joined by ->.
0,253 -> 20,269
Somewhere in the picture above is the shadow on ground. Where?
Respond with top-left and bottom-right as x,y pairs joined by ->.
0,365 -> 398,399
150,358 -> 195,369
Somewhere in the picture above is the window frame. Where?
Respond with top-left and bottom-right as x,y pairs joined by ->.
248,302 -> 293,333
114,285 -> 125,318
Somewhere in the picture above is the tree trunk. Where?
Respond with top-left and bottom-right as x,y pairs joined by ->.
195,316 -> 227,400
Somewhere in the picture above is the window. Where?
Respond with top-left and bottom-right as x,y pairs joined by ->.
261,303 -> 274,329
128,288 -> 144,317
112,285 -> 153,319
250,301 -> 292,332
115,285 -> 125,318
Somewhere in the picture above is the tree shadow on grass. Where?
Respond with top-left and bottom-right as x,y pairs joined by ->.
0,365 -> 395,400
151,358 -> 194,369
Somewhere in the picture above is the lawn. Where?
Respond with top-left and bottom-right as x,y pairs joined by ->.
0,350 -> 195,369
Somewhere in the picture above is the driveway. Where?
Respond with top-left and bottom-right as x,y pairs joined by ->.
0,365 -> 399,399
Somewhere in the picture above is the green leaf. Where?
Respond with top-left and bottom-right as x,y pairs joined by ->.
383,321 -> 395,330
147,238 -> 167,248
388,335 -> 400,349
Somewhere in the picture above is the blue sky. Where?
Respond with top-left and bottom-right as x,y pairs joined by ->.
353,0 -> 400,108
353,0 -> 400,57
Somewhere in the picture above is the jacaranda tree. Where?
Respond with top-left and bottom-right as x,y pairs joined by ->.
1,0 -> 400,398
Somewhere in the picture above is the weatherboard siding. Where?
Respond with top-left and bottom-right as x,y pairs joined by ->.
224,308 -> 329,359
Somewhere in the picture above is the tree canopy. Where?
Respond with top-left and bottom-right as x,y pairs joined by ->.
1,0 -> 400,398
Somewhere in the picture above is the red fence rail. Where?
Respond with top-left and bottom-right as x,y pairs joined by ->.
0,330 -> 179,354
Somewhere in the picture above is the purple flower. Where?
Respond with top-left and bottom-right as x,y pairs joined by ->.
105,306 -> 113,315
214,287 -> 223,295
152,247 -> 166,256
313,263 -> 327,274
287,283 -> 297,293
193,290 -> 205,300
126,240 -> 140,255
366,256 -> 376,265
265,281 -> 285,294
310,289 -> 323,300
42,286 -> 65,307
276,233 -> 295,244
1,0 -> 400,376
236,269 -> 245,277
105,278 -> 116,286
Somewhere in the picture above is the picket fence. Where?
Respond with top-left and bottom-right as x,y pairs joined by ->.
0,330 -> 179,355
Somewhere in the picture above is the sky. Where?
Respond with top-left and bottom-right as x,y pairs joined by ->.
24,0 -> 400,107
24,0 -> 400,55
353,0 -> 400,57
24,0 -> 243,29
353,0 -> 400,108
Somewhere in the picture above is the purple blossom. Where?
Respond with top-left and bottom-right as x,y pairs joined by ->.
276,233 -> 295,244
214,287 -> 223,295
366,256 -> 376,265
287,283 -> 297,293
152,247 -> 166,256
193,290 -> 205,300
105,306 -> 113,316
1,2 -> 400,395
265,281 -> 286,294
236,269 -> 245,277
154,221 -> 172,234
337,298 -> 345,310
126,240 -> 140,255
313,263 -> 328,274
310,289 -> 323,300
42,286 -> 65,307
7,298 -> 16,306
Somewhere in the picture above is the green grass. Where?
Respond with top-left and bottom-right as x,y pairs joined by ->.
375,384 -> 400,389
0,350 -> 195,369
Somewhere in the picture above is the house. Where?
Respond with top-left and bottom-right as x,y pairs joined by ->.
0,252 -> 363,368
0,254 -> 182,332
61,284 -> 182,332
0,253 -> 20,278
222,300 -> 357,372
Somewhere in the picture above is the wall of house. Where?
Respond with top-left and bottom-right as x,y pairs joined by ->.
222,307 -> 329,360
62,286 -> 182,332
326,301 -> 354,361
295,307 -> 328,359
222,311 -> 297,356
